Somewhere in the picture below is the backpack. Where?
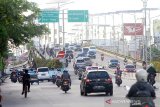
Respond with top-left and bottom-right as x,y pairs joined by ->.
136,86 -> 151,97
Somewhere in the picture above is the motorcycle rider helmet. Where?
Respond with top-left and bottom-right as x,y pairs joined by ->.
63,70 -> 68,73
117,66 -> 120,70
135,69 -> 148,82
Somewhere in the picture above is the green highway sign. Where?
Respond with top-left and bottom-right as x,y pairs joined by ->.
38,10 -> 59,23
68,10 -> 89,22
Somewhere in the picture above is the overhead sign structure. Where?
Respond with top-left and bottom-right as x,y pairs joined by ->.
123,23 -> 143,36
38,10 -> 59,23
68,10 -> 89,22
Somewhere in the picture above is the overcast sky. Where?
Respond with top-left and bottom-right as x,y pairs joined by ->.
28,0 -> 160,13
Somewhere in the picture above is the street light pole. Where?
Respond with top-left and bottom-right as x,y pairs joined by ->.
142,0 -> 148,63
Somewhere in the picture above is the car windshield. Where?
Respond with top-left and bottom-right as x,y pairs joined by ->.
87,71 -> 109,79
126,65 -> 135,68
77,59 -> 84,63
28,70 -> 36,74
110,60 -> 118,63
38,68 -> 49,72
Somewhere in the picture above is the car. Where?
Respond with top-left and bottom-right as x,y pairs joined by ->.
124,64 -> 136,72
73,58 -> 86,75
87,51 -> 96,59
37,67 -> 50,81
89,46 -> 96,54
68,45 -> 75,50
65,50 -> 74,59
108,59 -> 120,68
82,57 -> 92,66
82,47 -> 89,55
54,44 -> 61,51
86,66 -> 104,71
28,69 -> 39,85
80,69 -> 113,96
75,45 -> 82,51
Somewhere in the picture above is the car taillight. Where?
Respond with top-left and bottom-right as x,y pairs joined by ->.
106,78 -> 112,83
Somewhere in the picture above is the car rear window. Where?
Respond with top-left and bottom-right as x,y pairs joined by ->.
89,51 -> 95,54
66,51 -> 73,54
87,71 -> 109,79
84,57 -> 90,61
90,47 -> 96,49
38,68 -> 49,72
126,65 -> 135,68
83,48 -> 89,52
110,60 -> 118,63
77,59 -> 84,63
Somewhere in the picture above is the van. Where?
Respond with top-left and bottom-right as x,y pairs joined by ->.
37,67 -> 50,81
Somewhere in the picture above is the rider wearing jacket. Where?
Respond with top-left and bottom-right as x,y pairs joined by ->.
22,69 -> 31,95
147,64 -> 156,84
126,69 -> 156,107
61,70 -> 71,87
115,66 -> 122,77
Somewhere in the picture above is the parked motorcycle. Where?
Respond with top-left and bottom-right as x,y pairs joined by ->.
115,75 -> 122,87
56,76 -> 61,87
148,74 -> 155,86
61,79 -> 70,93
11,74 -> 17,83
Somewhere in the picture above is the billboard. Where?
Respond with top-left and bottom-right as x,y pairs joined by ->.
123,23 -> 143,36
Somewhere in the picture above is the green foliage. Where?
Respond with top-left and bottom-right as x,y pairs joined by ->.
46,59 -> 63,69
0,0 -> 50,70
151,61 -> 160,73
34,57 -> 50,68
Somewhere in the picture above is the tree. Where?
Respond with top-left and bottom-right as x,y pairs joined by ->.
0,0 -> 50,70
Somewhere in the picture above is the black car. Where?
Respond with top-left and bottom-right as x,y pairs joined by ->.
108,59 -> 120,68
80,70 -> 113,96
87,51 -> 96,59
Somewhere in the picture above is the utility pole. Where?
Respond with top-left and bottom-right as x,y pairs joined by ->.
62,10 -> 65,48
142,0 -> 148,63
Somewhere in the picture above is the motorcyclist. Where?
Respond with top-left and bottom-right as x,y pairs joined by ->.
126,69 -> 156,107
147,64 -> 157,85
101,53 -> 104,61
142,61 -> 147,70
133,59 -> 137,68
114,66 -> 122,82
21,69 -> 31,95
61,70 -> 71,88
124,57 -> 128,65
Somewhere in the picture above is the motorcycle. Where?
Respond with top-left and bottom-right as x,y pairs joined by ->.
115,75 -> 122,87
56,76 -> 61,87
125,86 -> 155,107
18,76 -> 23,83
11,74 -> 17,83
61,79 -> 70,93
52,75 -> 56,84
78,70 -> 83,80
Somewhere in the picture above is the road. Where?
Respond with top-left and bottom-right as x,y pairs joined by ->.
1,52 -> 160,107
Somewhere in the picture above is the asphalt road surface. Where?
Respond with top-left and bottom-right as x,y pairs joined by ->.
1,52 -> 160,107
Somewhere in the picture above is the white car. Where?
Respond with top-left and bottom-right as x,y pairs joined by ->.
37,67 -> 50,81
89,46 -> 96,54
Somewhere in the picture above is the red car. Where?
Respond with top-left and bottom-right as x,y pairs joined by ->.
124,64 -> 136,72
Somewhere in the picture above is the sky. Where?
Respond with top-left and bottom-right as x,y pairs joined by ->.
28,0 -> 160,14
28,0 -> 160,44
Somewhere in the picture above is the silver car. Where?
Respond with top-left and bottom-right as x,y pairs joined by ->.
82,57 -> 92,66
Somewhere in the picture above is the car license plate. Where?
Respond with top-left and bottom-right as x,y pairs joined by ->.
41,74 -> 46,76
31,78 -> 37,80
93,86 -> 103,90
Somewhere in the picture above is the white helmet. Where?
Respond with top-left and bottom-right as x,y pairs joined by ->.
135,69 -> 148,82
